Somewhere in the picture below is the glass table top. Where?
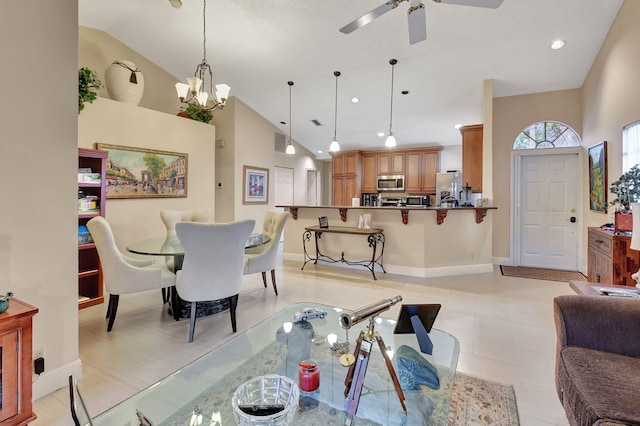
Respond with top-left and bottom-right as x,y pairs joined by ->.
126,233 -> 271,256
92,302 -> 459,426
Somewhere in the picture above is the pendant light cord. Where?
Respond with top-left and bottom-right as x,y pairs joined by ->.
334,72 -> 339,140
389,60 -> 396,134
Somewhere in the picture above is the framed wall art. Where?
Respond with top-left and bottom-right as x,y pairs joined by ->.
243,165 -> 269,204
588,141 -> 607,212
96,143 -> 188,199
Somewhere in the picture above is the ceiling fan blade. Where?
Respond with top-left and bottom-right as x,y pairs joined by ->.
434,0 -> 503,8
407,3 -> 426,45
339,1 -> 397,34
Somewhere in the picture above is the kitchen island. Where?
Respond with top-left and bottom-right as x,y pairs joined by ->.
277,205 -> 496,278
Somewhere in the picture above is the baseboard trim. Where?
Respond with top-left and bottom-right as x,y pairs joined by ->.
32,358 -> 83,401
284,252 -> 494,278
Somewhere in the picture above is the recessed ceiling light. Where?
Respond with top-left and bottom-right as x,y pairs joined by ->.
317,150 -> 323,154
351,97 -> 360,103
377,132 -> 385,137
454,124 -> 463,129
551,40 -> 565,50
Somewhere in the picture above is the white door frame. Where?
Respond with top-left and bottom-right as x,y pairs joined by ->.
510,146 -> 584,270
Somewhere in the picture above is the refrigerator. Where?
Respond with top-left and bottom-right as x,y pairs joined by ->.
435,172 -> 462,206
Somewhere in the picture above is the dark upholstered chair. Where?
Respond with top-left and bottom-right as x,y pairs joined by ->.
554,295 -> 640,425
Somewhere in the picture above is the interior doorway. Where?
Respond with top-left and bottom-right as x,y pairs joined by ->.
511,148 -> 582,271
274,166 -> 294,206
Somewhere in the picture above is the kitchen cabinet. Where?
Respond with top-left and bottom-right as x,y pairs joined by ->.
588,227 -> 640,286
362,154 -> 378,193
404,148 -> 442,193
377,152 -> 405,176
0,298 -> 38,425
332,150 -> 362,205
78,148 -> 107,309
461,124 -> 483,193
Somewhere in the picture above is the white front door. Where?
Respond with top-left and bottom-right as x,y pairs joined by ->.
517,152 -> 580,270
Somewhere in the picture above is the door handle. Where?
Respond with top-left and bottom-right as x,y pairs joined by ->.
569,217 -> 577,223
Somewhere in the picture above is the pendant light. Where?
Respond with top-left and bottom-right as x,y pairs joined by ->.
385,59 -> 398,148
286,81 -> 296,155
329,71 -> 341,152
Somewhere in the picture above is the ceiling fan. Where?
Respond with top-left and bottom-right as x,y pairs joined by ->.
339,0 -> 504,45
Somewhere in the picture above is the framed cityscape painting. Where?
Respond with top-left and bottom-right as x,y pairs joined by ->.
588,141 -> 607,212
96,143 -> 188,199
243,165 -> 269,204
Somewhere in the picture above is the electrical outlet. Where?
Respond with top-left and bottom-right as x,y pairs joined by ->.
33,348 -> 44,360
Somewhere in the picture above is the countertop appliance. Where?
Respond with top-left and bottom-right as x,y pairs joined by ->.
381,196 -> 406,206
436,172 -> 462,207
405,195 -> 429,206
362,193 -> 380,207
377,175 -> 405,192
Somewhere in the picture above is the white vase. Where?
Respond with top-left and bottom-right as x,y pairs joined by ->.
105,60 -> 144,105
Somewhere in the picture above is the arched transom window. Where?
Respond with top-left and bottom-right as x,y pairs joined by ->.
513,121 -> 581,149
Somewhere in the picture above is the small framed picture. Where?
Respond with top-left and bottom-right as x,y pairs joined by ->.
358,213 -> 372,229
318,216 -> 329,228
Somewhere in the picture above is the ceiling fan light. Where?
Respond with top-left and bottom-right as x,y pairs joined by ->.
385,133 -> 397,148
329,139 -> 340,152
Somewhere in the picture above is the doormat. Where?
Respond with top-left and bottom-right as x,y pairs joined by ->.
500,265 -> 587,283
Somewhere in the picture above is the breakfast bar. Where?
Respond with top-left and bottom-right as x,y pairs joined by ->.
279,205 -> 496,278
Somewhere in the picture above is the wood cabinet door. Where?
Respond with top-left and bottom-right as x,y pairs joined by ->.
332,176 -> 345,205
421,152 -> 439,193
405,152 -> 422,192
391,152 -> 405,174
345,176 -> 359,202
461,124 -> 483,192
0,330 -> 19,422
377,153 -> 391,176
333,155 -> 345,177
345,153 -> 359,175
362,154 -> 378,192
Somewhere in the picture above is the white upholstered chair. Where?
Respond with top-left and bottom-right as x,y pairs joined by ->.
160,209 -> 212,238
175,220 -> 255,343
244,210 -> 290,295
87,216 -> 176,332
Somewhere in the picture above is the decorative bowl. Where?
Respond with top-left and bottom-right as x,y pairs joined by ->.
232,374 -> 299,426
0,292 -> 13,313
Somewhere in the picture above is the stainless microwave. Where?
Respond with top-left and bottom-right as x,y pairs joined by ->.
377,175 -> 405,192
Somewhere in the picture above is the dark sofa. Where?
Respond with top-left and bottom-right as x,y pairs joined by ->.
554,295 -> 640,425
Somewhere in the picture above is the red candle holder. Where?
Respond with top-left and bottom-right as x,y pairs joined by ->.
298,360 -> 320,392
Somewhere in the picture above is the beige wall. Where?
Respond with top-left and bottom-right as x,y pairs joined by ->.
78,98 -> 216,249
1,0 -> 80,399
79,26 -> 182,116
492,89 -> 583,261
583,0 -> 640,228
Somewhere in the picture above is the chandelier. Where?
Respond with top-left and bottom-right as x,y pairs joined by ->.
175,0 -> 230,112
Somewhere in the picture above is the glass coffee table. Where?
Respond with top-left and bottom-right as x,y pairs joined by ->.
92,303 -> 459,426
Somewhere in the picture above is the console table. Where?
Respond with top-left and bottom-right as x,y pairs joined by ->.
302,226 -> 385,280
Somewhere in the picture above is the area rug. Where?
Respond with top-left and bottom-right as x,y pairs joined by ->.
500,265 -> 586,283
448,373 -> 519,425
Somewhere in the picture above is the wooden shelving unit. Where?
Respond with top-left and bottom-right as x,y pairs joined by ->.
78,148 -> 107,309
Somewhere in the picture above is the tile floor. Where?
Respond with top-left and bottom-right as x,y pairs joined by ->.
32,260 -> 573,425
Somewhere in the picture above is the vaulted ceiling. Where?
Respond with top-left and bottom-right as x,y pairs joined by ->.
79,0 -> 623,158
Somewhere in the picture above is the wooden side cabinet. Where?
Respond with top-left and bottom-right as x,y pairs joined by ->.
588,227 -> 640,286
78,148 -> 107,309
0,298 -> 38,425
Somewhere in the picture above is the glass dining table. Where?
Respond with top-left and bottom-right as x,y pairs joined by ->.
126,233 -> 270,321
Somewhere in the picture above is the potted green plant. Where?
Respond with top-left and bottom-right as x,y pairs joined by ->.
178,103 -> 213,124
78,67 -> 102,113
607,164 -> 640,231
